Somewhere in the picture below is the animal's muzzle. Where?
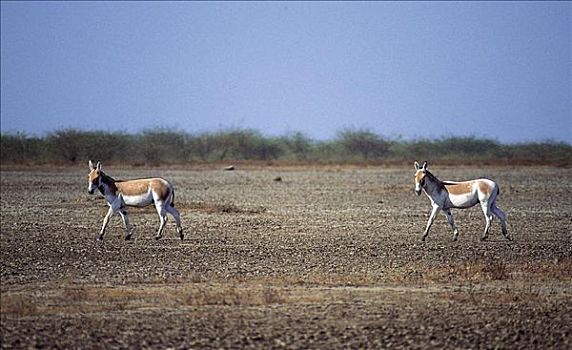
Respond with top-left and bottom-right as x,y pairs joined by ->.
415,189 -> 422,196
88,189 -> 95,195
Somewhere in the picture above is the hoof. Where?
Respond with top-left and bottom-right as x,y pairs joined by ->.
480,236 -> 488,241
125,234 -> 132,241
155,235 -> 162,240
97,235 -> 104,241
180,234 -> 184,241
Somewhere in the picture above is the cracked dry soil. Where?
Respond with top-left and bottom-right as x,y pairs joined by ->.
1,165 -> 571,349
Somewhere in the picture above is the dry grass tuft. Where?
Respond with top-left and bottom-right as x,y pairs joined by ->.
1,283 -> 290,316
0,294 -> 38,317
179,202 -> 267,215
396,258 -> 572,285
184,285 -> 286,306
480,260 -> 510,281
62,287 -> 90,301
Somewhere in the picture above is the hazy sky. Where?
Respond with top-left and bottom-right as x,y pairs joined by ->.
1,1 -> 571,143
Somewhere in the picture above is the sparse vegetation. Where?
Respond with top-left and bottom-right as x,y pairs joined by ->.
2,166 -> 571,348
2,128 -> 570,166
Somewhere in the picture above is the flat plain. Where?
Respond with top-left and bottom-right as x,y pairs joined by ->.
1,165 -> 571,349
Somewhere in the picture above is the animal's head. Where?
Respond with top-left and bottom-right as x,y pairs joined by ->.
414,161 -> 428,196
87,160 -> 102,195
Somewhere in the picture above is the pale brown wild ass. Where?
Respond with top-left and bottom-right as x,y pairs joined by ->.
414,161 -> 510,242
87,160 -> 183,241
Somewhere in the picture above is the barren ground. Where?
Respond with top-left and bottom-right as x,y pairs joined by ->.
1,165 -> 571,349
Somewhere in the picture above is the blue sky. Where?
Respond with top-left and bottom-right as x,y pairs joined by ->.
1,1 -> 570,143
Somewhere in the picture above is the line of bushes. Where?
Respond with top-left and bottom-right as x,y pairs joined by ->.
1,128 -> 570,166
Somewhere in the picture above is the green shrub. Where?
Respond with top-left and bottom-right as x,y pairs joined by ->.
46,129 -> 131,164
335,128 -> 391,161
0,132 -> 45,164
1,128 -> 570,166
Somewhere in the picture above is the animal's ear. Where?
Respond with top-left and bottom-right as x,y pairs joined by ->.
414,161 -> 420,170
96,161 -> 102,172
422,161 -> 428,170
89,160 -> 95,170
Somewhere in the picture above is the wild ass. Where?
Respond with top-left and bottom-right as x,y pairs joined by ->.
87,160 -> 183,241
414,161 -> 510,242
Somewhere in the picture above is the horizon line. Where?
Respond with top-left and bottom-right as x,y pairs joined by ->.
1,126 -> 570,145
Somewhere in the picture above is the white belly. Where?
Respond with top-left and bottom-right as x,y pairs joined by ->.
122,192 -> 154,207
448,192 -> 479,209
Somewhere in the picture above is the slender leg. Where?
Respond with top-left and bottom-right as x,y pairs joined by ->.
166,205 -> 184,240
443,210 -> 459,241
98,207 -> 115,241
480,202 -> 493,241
155,203 -> 167,239
118,209 -> 133,240
492,205 -> 511,241
422,204 -> 440,241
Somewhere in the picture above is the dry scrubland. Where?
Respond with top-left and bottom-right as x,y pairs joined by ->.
1,165 -> 571,349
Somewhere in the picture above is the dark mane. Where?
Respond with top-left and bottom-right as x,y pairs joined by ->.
425,170 -> 445,190
101,172 -> 116,182
99,172 -> 118,194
